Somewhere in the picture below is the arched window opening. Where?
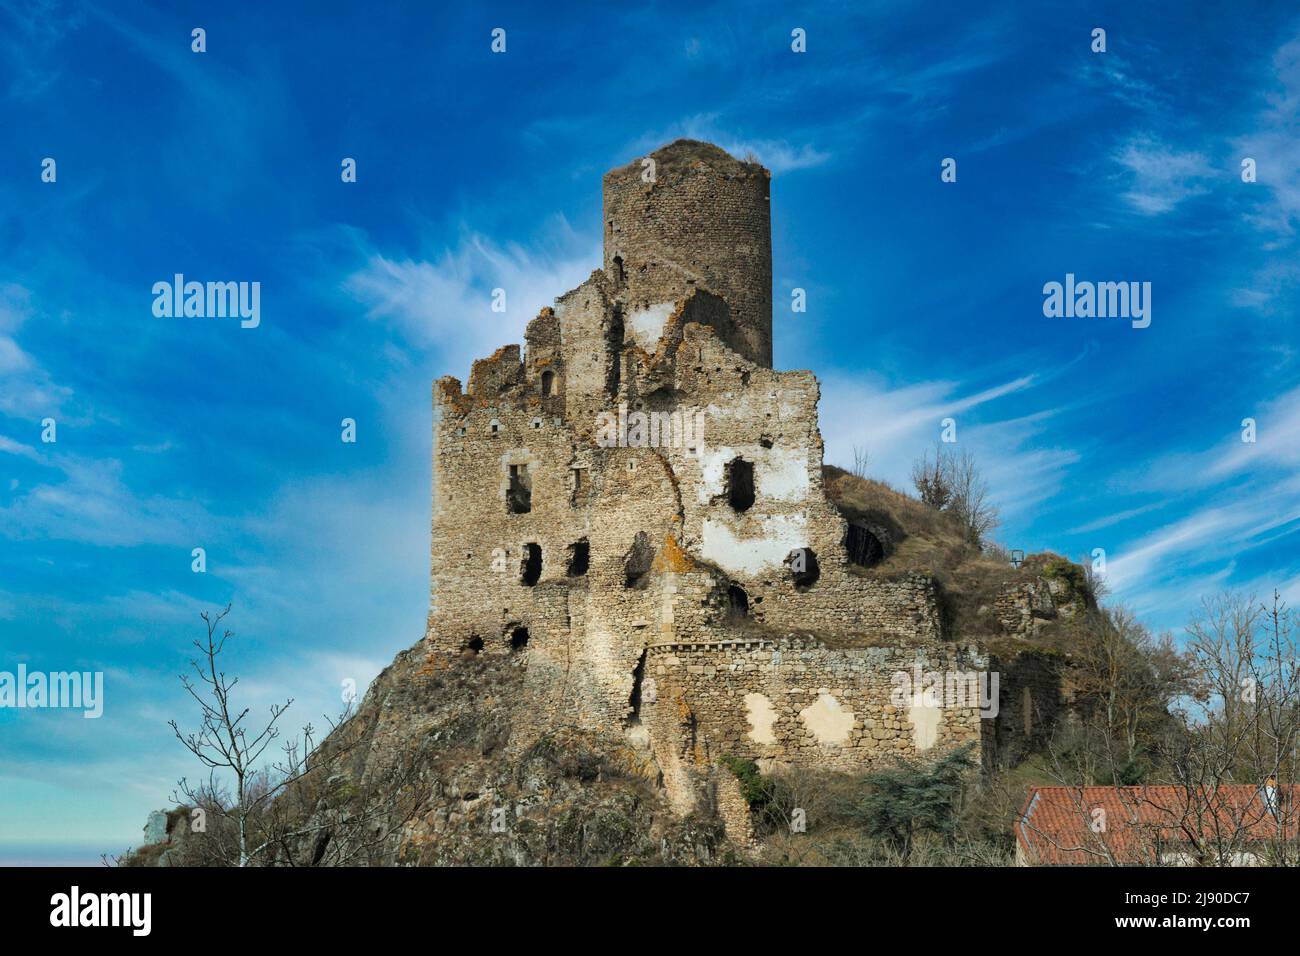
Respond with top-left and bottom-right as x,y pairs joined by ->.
509,626 -> 530,651
520,543 -> 542,586
540,370 -> 554,396
786,548 -> 821,590
727,585 -> 749,620
726,457 -> 755,512
846,524 -> 884,568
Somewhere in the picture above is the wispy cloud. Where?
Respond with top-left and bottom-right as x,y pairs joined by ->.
0,455 -> 214,547
1234,32 -> 1300,243
0,0 -> 85,100
1085,47 -> 1167,114
1067,501 -> 1169,535
631,114 -> 831,173
1126,384 -> 1300,493
817,367 -> 1080,528
0,434 -> 41,462
0,283 -> 71,418
1113,135 -> 1214,215
343,217 -> 598,382
1106,489 -> 1300,605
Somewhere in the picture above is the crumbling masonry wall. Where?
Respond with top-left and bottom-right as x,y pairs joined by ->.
425,139 -> 987,813
603,141 -> 773,367
643,638 -> 985,790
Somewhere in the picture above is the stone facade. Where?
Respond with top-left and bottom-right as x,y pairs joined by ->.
643,638 -> 986,811
603,142 -> 773,367
425,139 -> 992,813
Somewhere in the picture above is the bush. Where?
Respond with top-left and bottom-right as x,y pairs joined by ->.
1036,554 -> 1092,605
720,755 -> 797,834
851,744 -> 976,854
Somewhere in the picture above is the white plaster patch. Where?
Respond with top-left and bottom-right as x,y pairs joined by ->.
700,513 -> 807,575
625,724 -> 651,750
695,444 -> 735,501
778,388 -> 806,420
908,704 -> 942,751
799,692 -> 854,745
756,446 -> 809,502
695,442 -> 809,505
744,693 -> 777,745
625,302 -> 675,349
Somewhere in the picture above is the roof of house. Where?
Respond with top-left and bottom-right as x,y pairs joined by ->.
1016,784 -> 1299,865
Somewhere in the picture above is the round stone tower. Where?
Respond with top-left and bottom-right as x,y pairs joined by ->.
602,139 -> 773,367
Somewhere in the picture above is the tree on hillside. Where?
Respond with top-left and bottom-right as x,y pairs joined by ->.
850,445 -> 870,479
910,444 -> 999,547
168,604 -> 422,866
910,445 -> 953,510
1070,605 -> 1195,769
1036,590 -> 1299,866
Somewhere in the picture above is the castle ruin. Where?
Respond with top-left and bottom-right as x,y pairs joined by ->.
426,140 -> 989,814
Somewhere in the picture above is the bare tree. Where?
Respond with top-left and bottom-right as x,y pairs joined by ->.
1071,605 -> 1193,764
1185,592 -> 1263,730
1081,552 -> 1109,602
947,447 -> 998,547
169,605 -> 424,866
910,444 -> 999,546
1162,590 -> 1300,865
1031,590 -> 1299,866
169,604 -> 294,865
910,444 -> 953,510
850,445 -> 870,479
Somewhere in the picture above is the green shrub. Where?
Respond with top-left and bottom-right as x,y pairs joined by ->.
720,755 -> 766,804
851,744 -> 976,855
1037,555 -> 1091,604
720,755 -> 797,834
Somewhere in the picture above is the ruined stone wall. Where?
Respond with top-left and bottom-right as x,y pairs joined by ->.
644,638 -> 987,775
429,358 -> 692,732
626,322 -> 944,644
423,139 -> 1018,818
603,140 -> 772,367
986,650 -> 1067,770
428,364 -> 587,657
523,307 -> 563,399
553,272 -> 621,424
428,308 -> 956,760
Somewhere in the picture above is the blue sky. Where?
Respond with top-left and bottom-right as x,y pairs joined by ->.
1,0 -> 1297,863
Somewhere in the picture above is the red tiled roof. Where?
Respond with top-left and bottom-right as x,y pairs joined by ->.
1016,784 -> 1299,865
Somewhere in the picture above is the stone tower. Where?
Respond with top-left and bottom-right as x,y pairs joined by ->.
602,140 -> 773,367
425,140 -> 987,817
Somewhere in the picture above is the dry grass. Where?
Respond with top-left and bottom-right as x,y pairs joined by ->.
822,465 -> 1064,642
